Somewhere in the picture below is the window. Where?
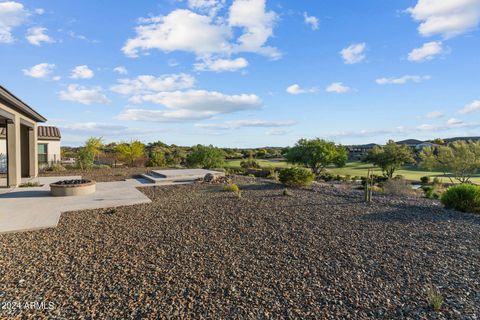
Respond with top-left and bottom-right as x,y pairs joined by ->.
38,143 -> 48,164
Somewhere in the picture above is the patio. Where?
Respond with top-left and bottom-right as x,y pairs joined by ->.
0,176 -> 153,233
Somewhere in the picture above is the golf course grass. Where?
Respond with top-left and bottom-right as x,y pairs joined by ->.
225,159 -> 480,184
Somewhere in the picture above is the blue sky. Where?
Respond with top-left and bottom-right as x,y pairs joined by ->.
1,0 -> 479,147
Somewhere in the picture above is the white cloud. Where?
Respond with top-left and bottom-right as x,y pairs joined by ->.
122,9 -> 231,58
34,8 -> 44,15
304,12 -> 319,30
376,75 -> 431,85
459,100 -> 480,114
70,65 -> 94,79
111,74 -> 195,95
340,42 -> 366,64
286,84 -> 317,95
188,0 -> 225,16
195,119 -> 296,129
425,111 -> 444,118
0,1 -> 28,43
113,66 -> 128,75
326,82 -> 351,94
408,41 -> 444,62
61,122 -> 127,134
407,0 -> 480,38
447,118 -> 463,125
228,0 -> 279,58
194,57 -> 248,72
22,63 -> 55,78
59,84 -> 110,105
26,27 -> 54,45
118,90 -> 262,122
123,0 -> 279,60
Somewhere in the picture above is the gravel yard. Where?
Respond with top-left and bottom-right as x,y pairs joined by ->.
1,177 -> 479,318
39,167 -> 161,182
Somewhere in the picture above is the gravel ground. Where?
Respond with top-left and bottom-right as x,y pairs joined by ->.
1,177 -> 479,319
39,167 -> 162,182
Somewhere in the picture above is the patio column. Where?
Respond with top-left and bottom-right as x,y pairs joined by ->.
28,125 -> 37,177
6,116 -> 21,187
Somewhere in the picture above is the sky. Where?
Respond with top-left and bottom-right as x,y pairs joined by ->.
0,0 -> 479,147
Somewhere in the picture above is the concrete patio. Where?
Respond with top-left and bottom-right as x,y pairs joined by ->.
0,176 -> 154,233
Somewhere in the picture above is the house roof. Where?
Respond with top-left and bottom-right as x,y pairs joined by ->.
0,85 -> 47,122
0,125 -> 61,140
395,139 -> 424,145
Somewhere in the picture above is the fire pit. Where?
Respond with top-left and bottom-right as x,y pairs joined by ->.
50,179 -> 96,197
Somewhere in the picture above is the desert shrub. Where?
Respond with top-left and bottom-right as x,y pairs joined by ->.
46,164 -> 66,172
440,184 -> 480,213
246,174 -> 255,178
352,176 -> 360,181
318,172 -> 335,182
92,164 -> 111,169
223,183 -> 241,197
422,186 -> 441,199
267,169 -> 279,181
344,174 -> 351,181
146,151 -> 166,167
433,177 -> 442,185
19,181 -> 42,188
426,285 -> 444,311
279,167 -> 314,188
240,158 -> 260,169
420,176 -> 431,185
283,188 -> 293,196
383,178 -> 416,197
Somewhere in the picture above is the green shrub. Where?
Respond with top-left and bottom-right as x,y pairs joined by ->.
279,167 -> 314,188
433,177 -> 441,185
426,285 -> 444,312
318,172 -> 335,182
46,164 -> 66,172
224,183 -> 240,194
422,185 -> 441,199
240,158 -> 260,169
283,188 -> 293,196
441,184 -> 480,213
420,176 -> 430,185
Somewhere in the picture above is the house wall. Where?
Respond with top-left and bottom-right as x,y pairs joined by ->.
39,140 -> 61,163
0,100 -> 38,186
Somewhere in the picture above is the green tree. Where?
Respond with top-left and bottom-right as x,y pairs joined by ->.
364,140 -> 415,179
433,138 -> 445,145
285,138 -> 348,174
115,140 -> 145,166
76,137 -> 103,169
146,150 -> 166,167
420,140 -> 480,184
186,145 -> 225,169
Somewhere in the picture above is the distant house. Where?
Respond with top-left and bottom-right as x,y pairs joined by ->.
1,125 -> 61,169
346,143 -> 379,160
396,139 -> 440,150
395,139 -> 424,147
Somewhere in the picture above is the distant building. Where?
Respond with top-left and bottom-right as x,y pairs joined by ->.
346,143 -> 379,160
0,125 -> 61,170
395,139 -> 424,147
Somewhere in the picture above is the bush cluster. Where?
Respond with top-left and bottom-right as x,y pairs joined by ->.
441,184 -> 480,213
382,178 -> 416,197
278,167 -> 314,188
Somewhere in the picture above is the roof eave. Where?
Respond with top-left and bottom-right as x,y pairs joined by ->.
0,85 -> 47,122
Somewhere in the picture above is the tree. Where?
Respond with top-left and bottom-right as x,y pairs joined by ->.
433,138 -> 445,145
146,150 -> 166,167
76,137 -> 103,169
285,138 -> 348,174
115,140 -> 145,166
420,140 -> 480,184
363,140 -> 415,179
186,145 -> 225,169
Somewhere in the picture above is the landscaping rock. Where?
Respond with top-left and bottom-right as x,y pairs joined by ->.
0,178 -> 479,318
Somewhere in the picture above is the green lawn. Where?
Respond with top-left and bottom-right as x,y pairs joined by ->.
224,159 -> 290,169
225,159 -> 480,183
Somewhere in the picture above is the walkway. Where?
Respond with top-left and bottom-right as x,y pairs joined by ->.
0,176 -> 153,233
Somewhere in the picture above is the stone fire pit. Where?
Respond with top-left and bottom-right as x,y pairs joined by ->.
50,179 -> 96,197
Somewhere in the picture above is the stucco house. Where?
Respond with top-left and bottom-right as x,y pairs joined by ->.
0,85 -> 48,187
1,126 -> 61,169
